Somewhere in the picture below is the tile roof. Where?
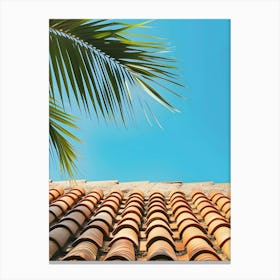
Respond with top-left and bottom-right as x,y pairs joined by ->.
49,181 -> 230,262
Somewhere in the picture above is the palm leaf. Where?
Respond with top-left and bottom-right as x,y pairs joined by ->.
49,19 -> 183,123
49,19 -> 184,177
49,98 -> 81,177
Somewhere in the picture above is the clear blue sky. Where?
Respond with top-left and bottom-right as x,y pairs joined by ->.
49,19 -> 230,183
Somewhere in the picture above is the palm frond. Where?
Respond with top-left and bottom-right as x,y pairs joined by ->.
49,19 -> 184,124
49,19 -> 185,177
49,98 -> 81,177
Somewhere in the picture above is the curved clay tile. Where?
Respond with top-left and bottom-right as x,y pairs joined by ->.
146,227 -> 175,249
196,201 -> 214,212
221,201 -> 230,213
208,220 -> 230,235
95,206 -> 116,219
49,240 -> 59,259
176,214 -> 198,230
146,206 -> 169,220
146,212 -> 169,226
68,190 -> 82,199
149,191 -> 164,199
186,237 -> 220,261
63,241 -> 98,261
49,205 -> 63,222
221,239 -> 230,259
200,205 -> 221,218
50,186 -> 64,196
91,212 -> 114,228
169,189 -> 185,201
193,197 -> 210,208
82,195 -> 99,205
51,200 -> 68,212
88,189 -> 103,200
125,196 -> 144,206
108,192 -> 123,202
65,211 -> 86,226
213,227 -> 230,248
73,228 -> 104,248
121,206 -> 142,218
129,189 -> 144,199
123,201 -> 144,214
49,212 -> 56,225
78,199 -> 95,212
225,210 -> 231,220
147,199 -> 166,209
127,194 -> 144,202
208,190 -> 222,200
49,227 -> 72,253
104,239 -> 135,261
174,207 -> 197,221
127,195 -> 144,204
57,219 -> 79,235
146,219 -> 173,236
210,193 -> 226,204
178,220 -> 206,237
49,188 -> 64,202
72,205 -> 92,218
57,195 -> 75,207
49,193 -> 55,203
101,199 -> 119,213
110,228 -> 139,248
147,201 -> 166,211
194,252 -> 221,261
170,196 -> 190,207
85,219 -> 110,237
85,192 -> 101,203
71,186 -> 85,196
182,228 -> 212,248
170,191 -> 186,199
113,219 -> 139,235
203,210 -> 223,223
192,193 -> 207,204
103,195 -> 120,205
109,189 -> 123,201
119,212 -> 141,226
147,240 -> 177,261
172,201 -> 192,214
190,190 -> 205,200
206,217 -> 228,229
216,196 -> 230,210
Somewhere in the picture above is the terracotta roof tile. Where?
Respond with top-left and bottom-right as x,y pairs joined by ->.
187,238 -> 221,261
119,212 -> 141,226
123,201 -> 144,214
147,240 -> 177,261
73,227 -> 104,248
85,220 -> 110,237
49,187 -> 64,203
104,239 -> 135,261
146,219 -> 173,236
113,219 -> 139,235
63,241 -> 98,261
91,212 -> 114,229
56,219 -> 79,235
190,190 -> 231,259
121,206 -> 142,218
110,228 -> 139,248
49,182 -> 230,262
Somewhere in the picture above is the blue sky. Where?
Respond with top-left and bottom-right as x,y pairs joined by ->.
49,19 -> 230,183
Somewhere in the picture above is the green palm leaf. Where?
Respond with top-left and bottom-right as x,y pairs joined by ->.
49,19 -> 184,177
49,19 -> 183,118
49,98 -> 81,177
